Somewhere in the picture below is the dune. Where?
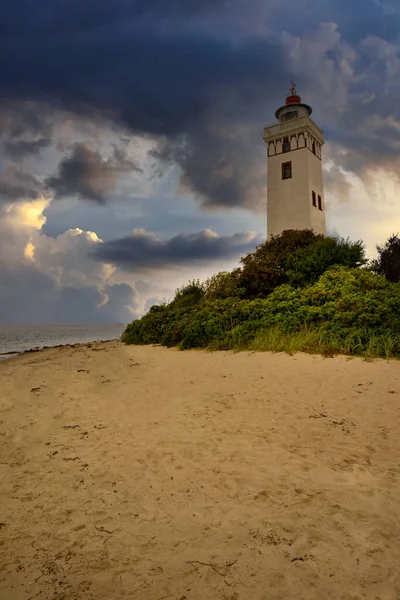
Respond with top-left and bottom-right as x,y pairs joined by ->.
0,341 -> 399,599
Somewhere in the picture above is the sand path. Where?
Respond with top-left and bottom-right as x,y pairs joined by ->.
1,342 -> 400,599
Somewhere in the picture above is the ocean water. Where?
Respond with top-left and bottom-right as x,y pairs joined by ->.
0,323 -> 126,359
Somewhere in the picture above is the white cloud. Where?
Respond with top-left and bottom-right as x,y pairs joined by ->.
0,198 -> 140,323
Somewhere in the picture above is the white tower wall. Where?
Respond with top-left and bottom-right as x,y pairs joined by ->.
263,89 -> 327,240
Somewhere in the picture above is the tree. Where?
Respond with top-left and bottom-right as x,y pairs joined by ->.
370,234 -> 400,283
285,236 -> 367,287
236,229 -> 320,298
233,229 -> 367,298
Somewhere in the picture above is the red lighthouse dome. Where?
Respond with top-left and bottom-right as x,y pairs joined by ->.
286,93 -> 302,105
286,81 -> 301,105
274,81 -> 312,121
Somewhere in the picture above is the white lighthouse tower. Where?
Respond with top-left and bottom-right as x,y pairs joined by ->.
263,83 -> 326,239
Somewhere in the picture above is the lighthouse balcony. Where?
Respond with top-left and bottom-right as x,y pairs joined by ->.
263,115 -> 324,144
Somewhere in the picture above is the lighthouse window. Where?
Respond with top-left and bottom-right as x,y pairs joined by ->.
312,191 -> 317,207
282,161 -> 292,180
318,195 -> 322,210
283,137 -> 290,153
282,111 -> 298,122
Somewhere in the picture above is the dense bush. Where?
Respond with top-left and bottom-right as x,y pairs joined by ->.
235,229 -> 319,298
203,271 -> 245,300
233,229 -> 366,298
169,280 -> 205,309
285,235 -> 366,287
122,230 -> 400,359
370,233 -> 400,283
122,267 -> 400,358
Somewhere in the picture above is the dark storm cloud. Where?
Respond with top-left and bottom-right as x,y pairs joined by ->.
3,137 -> 50,160
268,0 -> 400,43
46,143 -> 140,203
0,165 -> 40,202
0,12 -> 286,134
0,0 -> 399,207
0,0 -> 244,36
0,0 -> 289,209
92,229 -> 261,271
0,102 -> 52,139
0,101 -> 53,159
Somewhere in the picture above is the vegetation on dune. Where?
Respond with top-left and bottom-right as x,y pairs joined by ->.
232,229 -> 366,298
122,229 -> 400,359
370,233 -> 400,283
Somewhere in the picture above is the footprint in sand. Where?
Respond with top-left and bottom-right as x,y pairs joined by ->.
94,516 -> 113,526
253,490 -> 269,502
148,566 -> 164,576
291,554 -> 314,563
250,528 -> 293,547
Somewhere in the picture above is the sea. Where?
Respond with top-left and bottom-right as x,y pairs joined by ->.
0,323 -> 126,360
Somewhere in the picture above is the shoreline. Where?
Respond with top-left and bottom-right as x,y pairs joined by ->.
2,338 -> 398,364
0,338 -> 121,361
1,337 -> 398,366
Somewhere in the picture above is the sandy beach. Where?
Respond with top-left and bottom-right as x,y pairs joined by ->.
1,341 -> 400,600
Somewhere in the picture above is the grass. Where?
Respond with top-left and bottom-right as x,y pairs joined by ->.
223,325 -> 400,360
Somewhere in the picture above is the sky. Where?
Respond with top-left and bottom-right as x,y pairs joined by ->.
0,0 -> 400,323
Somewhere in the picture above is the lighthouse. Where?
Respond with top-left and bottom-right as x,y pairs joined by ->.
263,83 -> 326,239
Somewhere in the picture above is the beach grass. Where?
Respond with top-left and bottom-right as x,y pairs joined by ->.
226,325 -> 400,360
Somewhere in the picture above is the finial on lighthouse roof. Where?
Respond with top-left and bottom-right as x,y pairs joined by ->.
286,79 -> 301,105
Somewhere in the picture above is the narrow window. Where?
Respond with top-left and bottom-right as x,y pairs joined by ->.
283,137 -> 290,153
312,191 -> 316,207
312,141 -> 316,155
282,161 -> 292,180
318,195 -> 322,210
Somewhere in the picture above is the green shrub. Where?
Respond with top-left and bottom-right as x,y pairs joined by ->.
203,271 -> 245,300
170,279 -> 205,309
123,266 -> 400,358
122,304 -> 168,345
232,229 -> 366,298
370,233 -> 400,283
237,229 -> 319,298
122,227 -> 400,360
286,236 -> 366,287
